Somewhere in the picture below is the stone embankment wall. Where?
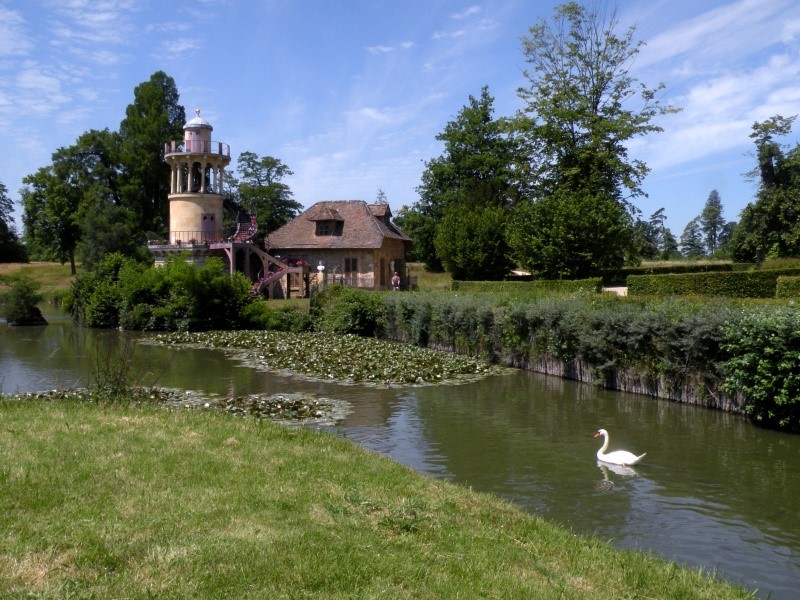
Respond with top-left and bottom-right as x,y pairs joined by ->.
504,353 -> 745,414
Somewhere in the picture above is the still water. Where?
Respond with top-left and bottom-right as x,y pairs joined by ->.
2,309 -> 799,598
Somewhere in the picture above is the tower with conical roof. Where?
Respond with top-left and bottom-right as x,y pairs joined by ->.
164,108 -> 231,246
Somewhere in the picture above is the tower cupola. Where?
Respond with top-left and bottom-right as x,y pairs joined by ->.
163,108 -> 231,244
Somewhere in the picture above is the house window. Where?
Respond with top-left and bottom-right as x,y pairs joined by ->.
316,221 -> 331,236
344,258 -> 357,273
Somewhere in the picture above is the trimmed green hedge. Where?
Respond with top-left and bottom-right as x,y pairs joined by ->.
776,275 -> 800,298
601,263 -> 738,286
627,268 -> 800,298
452,278 -> 602,295
312,287 -> 800,432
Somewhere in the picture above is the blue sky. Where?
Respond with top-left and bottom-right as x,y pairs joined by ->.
2,0 -> 800,240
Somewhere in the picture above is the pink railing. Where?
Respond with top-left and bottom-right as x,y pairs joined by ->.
164,140 -> 230,156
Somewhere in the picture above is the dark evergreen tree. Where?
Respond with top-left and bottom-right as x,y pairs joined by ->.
118,71 -> 186,234
700,189 -> 726,254
680,218 -> 705,258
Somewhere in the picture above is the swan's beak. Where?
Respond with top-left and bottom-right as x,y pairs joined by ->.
593,431 -> 601,438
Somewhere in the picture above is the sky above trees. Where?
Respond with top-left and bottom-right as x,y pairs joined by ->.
1,0 -> 799,235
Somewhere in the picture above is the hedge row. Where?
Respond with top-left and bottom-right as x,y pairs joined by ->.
776,275 -> 800,298
600,263 -> 739,286
627,268 -> 800,298
451,278 -> 602,295
312,287 -> 800,432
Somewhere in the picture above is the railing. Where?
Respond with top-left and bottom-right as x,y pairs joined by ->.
147,231 -> 223,246
164,140 -> 230,156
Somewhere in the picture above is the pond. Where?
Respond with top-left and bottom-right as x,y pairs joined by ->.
2,308 -> 799,599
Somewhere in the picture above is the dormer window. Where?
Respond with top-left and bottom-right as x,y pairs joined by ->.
315,219 -> 343,236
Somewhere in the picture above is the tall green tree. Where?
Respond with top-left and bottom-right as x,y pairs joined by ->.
507,1 -> 676,276
680,218 -> 705,258
729,115 -> 800,262
410,86 -> 521,273
118,71 -> 185,234
515,1 -> 676,204
0,180 -> 27,262
699,189 -> 726,255
21,166 -> 82,273
235,152 -> 301,239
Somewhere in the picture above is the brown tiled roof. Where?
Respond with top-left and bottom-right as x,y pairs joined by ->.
266,200 -> 412,250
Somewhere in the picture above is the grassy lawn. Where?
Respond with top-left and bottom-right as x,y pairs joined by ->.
0,262 -> 76,297
0,399 -> 753,599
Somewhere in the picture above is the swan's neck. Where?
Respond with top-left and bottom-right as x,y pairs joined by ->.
597,433 -> 609,456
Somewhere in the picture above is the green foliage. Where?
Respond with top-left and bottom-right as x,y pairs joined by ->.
409,87 -> 521,272
729,116 -> 800,262
233,152 -> 302,237
601,262 -> 735,287
241,300 -> 314,332
68,253 -> 252,331
775,275 -> 800,298
452,278 -> 602,295
118,71 -> 185,232
721,307 -> 800,431
0,272 -> 46,325
311,285 -> 386,337
434,203 -> 512,280
0,180 -> 27,263
157,329 -> 493,385
627,268 -> 800,298
516,1 -> 677,203
508,189 -> 634,278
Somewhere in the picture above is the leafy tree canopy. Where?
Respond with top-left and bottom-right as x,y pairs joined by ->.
729,115 -> 800,262
409,86 -> 521,273
515,1 -> 678,205
234,152 -> 302,239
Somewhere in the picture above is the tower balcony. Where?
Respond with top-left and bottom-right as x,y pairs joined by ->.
165,140 -> 230,157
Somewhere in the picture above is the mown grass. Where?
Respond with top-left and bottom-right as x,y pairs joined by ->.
0,399 -> 754,599
0,262 -> 77,301
408,262 -> 452,290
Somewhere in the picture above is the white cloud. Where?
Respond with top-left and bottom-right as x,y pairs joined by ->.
451,6 -> 481,20
368,45 -> 394,55
638,0 -> 793,70
0,5 -> 33,56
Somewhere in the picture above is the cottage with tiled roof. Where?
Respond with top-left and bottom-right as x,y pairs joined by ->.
265,200 -> 412,290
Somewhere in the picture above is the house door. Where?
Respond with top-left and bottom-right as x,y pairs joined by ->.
379,258 -> 386,287
201,214 -> 216,241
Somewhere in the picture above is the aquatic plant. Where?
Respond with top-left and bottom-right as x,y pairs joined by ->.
154,330 -> 498,385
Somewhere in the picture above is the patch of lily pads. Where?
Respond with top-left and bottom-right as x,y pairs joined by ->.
6,387 -> 349,426
152,330 -> 500,386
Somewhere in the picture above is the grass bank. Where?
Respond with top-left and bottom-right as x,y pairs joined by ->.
0,399 -> 753,599
0,262 -> 76,300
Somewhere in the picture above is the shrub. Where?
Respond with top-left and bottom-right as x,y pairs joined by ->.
69,254 -> 253,331
242,301 -> 314,332
775,275 -> 800,298
721,307 -> 800,431
0,273 -> 47,325
312,286 -> 386,337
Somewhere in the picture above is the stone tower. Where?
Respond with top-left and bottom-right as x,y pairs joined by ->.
164,109 -> 231,245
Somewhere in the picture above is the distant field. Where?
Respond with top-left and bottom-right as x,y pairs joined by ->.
0,262 -> 77,294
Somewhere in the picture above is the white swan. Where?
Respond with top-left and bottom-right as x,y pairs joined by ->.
593,428 -> 646,466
